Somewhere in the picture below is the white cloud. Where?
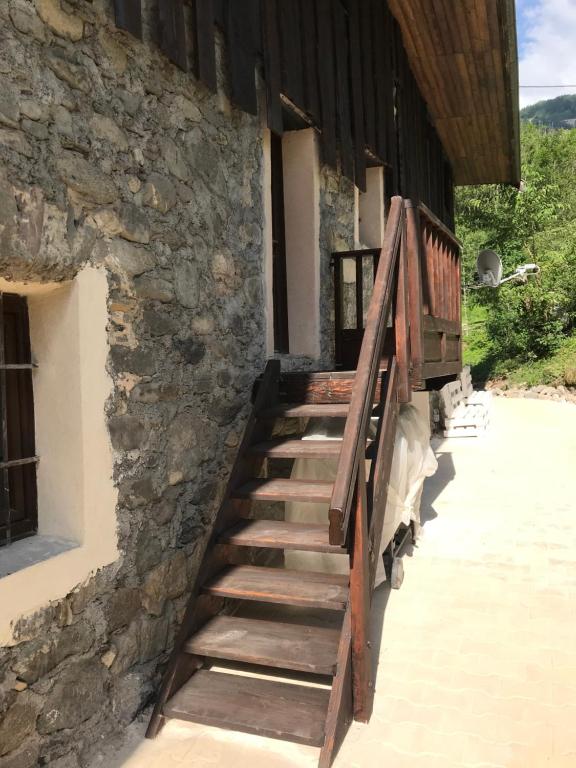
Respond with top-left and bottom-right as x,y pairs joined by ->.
518,0 -> 576,108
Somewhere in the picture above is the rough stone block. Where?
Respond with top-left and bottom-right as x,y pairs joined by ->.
142,309 -> 178,337
36,0 -> 84,41
142,173 -> 177,213
47,49 -> 89,92
90,114 -> 128,151
132,275 -> 174,302
173,261 -> 200,308
56,152 -> 117,204
109,346 -> 156,376
107,588 -> 141,632
141,551 -> 188,615
12,620 -> 94,684
9,3 -> 46,40
0,742 -> 40,768
135,524 -> 163,576
0,129 -> 33,157
91,204 -> 150,244
112,671 -> 152,723
104,239 -> 155,276
108,415 -> 147,451
0,698 -> 40,756
0,93 -> 20,128
37,660 -> 107,734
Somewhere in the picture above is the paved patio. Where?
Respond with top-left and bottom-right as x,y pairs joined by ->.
93,397 -> 576,768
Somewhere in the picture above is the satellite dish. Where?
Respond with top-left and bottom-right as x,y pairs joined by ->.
476,250 -> 503,288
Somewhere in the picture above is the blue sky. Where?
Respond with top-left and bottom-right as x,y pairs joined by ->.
516,0 -> 576,107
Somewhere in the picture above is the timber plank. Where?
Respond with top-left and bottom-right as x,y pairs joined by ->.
158,0 -> 187,71
226,0 -> 259,114
234,478 -> 334,503
221,519 -> 345,554
316,0 -> 337,167
113,0 -> 142,38
279,0 -> 305,107
203,565 -> 349,610
346,0 -> 367,190
185,615 -> 340,674
191,0 -> 217,92
262,0 -> 283,134
164,669 -> 330,747
249,438 -> 342,459
300,0 -> 320,121
261,403 -> 350,419
333,1 -> 354,182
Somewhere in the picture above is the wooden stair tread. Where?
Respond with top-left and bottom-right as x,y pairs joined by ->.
249,438 -> 342,458
222,519 -> 345,553
260,403 -> 350,419
234,478 -> 334,503
163,669 -> 330,747
185,615 -> 340,675
204,565 -> 349,610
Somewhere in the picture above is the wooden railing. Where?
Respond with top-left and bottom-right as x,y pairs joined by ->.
328,198 -> 462,725
408,202 -> 462,386
328,196 -> 408,722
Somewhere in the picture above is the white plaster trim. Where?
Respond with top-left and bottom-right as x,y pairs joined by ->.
262,129 -> 275,357
282,128 -> 321,359
0,267 -> 119,645
0,535 -> 78,579
359,166 -> 385,248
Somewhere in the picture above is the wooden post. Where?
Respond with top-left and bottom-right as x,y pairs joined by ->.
395,224 -> 411,404
349,459 -> 373,723
404,200 -> 424,389
368,361 -> 399,591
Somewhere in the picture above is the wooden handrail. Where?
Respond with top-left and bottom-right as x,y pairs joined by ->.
328,196 -> 405,546
418,202 -> 461,249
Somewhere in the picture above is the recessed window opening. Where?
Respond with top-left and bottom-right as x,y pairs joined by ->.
0,294 -> 38,548
270,131 -> 290,354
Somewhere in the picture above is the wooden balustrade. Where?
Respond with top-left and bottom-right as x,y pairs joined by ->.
329,196 -> 462,723
413,203 -> 463,382
328,197 -> 407,722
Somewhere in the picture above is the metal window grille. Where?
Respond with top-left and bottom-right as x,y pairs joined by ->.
0,293 -> 38,547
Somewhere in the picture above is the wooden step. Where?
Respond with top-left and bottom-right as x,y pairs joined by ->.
260,403 -> 350,419
221,519 -> 346,553
234,478 -> 333,503
163,669 -> 330,747
185,615 -> 340,675
249,438 -> 342,459
203,565 -> 349,610
277,366 -> 389,404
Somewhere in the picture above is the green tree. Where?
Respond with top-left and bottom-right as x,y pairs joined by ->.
456,122 -> 576,374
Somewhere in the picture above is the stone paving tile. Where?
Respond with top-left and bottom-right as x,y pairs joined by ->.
92,399 -> 576,767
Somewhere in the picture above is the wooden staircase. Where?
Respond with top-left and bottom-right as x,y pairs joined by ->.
146,198 -> 410,766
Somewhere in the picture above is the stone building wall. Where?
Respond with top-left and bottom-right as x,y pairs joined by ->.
319,165 -> 356,364
0,2 -> 357,766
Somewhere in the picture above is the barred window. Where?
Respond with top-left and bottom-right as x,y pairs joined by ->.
0,293 -> 38,547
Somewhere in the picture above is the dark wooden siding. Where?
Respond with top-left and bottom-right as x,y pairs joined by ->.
112,0 -> 454,225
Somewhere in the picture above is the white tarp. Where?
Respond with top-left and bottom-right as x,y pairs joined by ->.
285,404 -> 437,586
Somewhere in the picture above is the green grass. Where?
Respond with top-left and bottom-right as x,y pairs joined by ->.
504,334 -> 576,387
462,302 -> 576,386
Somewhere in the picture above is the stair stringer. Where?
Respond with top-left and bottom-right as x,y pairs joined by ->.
319,605 -> 353,768
146,359 -> 281,739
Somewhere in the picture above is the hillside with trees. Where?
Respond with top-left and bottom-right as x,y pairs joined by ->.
520,94 -> 576,128
456,121 -> 576,386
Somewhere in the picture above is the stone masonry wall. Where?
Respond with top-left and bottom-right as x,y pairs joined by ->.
0,2 -> 357,766
319,165 -> 356,364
